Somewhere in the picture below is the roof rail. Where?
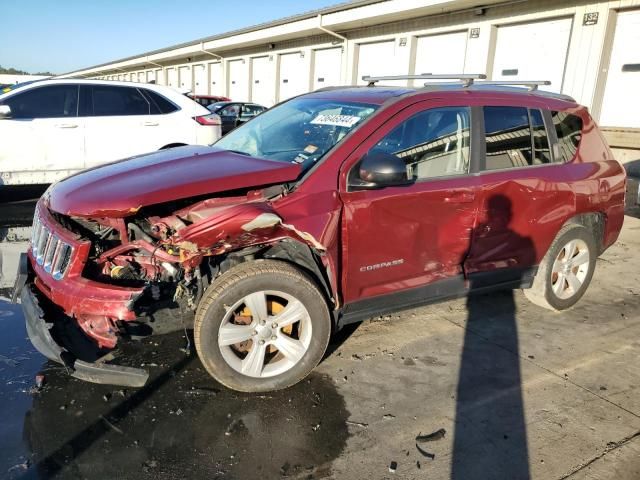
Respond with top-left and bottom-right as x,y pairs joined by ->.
362,73 -> 486,87
471,80 -> 552,91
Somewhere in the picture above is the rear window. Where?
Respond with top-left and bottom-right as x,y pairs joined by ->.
142,89 -> 179,114
551,111 -> 583,163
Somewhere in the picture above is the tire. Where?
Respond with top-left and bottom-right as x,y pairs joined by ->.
194,260 -> 331,392
523,224 -> 597,311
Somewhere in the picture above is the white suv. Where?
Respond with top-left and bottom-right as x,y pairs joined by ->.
0,79 -> 221,186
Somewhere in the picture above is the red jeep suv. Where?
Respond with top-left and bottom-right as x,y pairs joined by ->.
14,74 -> 625,392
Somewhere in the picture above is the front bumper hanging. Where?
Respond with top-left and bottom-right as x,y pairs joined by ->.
15,254 -> 149,388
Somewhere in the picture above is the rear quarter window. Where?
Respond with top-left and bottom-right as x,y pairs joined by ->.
551,111 -> 583,163
141,89 -> 179,114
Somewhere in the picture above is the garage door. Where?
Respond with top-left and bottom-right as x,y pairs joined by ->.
279,52 -> 307,101
357,40 -> 398,85
492,18 -> 572,92
313,47 -> 342,90
193,64 -> 207,95
179,66 -> 192,91
137,72 -> 145,83
146,70 -> 156,84
209,62 -> 223,96
415,31 -> 468,76
228,59 -> 249,101
251,56 -> 275,106
600,10 -> 640,128
167,68 -> 178,88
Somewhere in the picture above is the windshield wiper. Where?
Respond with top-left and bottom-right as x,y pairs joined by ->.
225,149 -> 253,157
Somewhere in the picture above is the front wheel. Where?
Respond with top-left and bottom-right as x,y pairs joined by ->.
194,260 -> 331,392
524,224 -> 597,311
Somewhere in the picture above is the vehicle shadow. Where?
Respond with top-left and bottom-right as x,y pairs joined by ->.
18,329 -> 350,479
451,194 -> 533,479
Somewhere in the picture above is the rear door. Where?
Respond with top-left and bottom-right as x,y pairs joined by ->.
464,104 -> 572,286
217,103 -> 241,134
0,84 -> 84,183
340,100 -> 481,309
82,85 -> 161,167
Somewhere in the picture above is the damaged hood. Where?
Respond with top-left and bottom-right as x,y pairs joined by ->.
46,146 -> 301,217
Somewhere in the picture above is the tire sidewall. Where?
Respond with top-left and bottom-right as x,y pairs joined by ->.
543,225 -> 596,310
196,265 -> 331,392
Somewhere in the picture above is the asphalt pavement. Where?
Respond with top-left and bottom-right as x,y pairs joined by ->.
1,199 -> 639,479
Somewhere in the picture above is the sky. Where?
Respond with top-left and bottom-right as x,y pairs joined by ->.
0,0 -> 344,74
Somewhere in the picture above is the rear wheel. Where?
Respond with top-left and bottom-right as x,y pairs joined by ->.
194,260 -> 331,392
524,224 -> 596,311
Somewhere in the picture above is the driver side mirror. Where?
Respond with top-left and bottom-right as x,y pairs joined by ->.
349,150 -> 415,190
0,105 -> 11,119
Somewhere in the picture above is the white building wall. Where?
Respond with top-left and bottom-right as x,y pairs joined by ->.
72,0 -> 640,132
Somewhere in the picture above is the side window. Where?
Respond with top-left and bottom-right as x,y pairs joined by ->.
241,105 -> 263,117
220,105 -> 240,117
484,106 -> 533,170
3,85 -> 78,119
141,89 -> 179,114
551,111 -> 583,163
530,109 -> 551,165
371,106 -> 471,180
90,86 -> 150,116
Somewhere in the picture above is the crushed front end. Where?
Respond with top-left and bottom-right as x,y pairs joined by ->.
14,202 -> 151,386
13,183 -> 330,388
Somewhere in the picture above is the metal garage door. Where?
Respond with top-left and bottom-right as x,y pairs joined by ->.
179,66 -> 192,91
209,62 -> 223,96
167,68 -> 178,88
492,17 -> 572,92
228,59 -> 249,101
313,47 -> 342,90
137,72 -> 145,83
193,64 -> 207,95
357,40 -> 397,85
251,56 -> 275,107
146,70 -> 156,84
415,31 -> 468,76
279,52 -> 307,101
600,10 -> 640,128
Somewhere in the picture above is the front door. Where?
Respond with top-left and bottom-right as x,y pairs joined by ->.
340,101 -> 481,311
0,84 -> 83,184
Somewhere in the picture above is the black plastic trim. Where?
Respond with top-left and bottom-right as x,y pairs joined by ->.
338,267 -> 537,328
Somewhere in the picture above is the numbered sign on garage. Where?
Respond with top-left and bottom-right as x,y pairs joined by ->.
492,17 -> 572,92
357,40 -> 397,85
415,31 -> 468,77
228,59 -> 249,101
193,64 -> 207,95
251,56 -> 275,106
279,52 -> 307,101
600,10 -> 640,128
209,62 -> 223,97
313,47 -> 342,90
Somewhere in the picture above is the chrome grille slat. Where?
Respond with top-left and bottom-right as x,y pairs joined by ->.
31,209 -> 75,280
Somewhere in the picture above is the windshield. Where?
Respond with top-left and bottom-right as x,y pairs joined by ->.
215,97 -> 377,170
0,80 -> 40,95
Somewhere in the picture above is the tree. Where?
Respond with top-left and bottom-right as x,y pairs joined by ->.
0,65 -> 55,76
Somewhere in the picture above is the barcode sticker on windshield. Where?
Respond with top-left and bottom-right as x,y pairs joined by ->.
310,114 -> 361,128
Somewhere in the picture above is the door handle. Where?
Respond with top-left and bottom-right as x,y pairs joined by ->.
444,191 -> 475,203
142,121 -> 159,126
55,123 -> 78,128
